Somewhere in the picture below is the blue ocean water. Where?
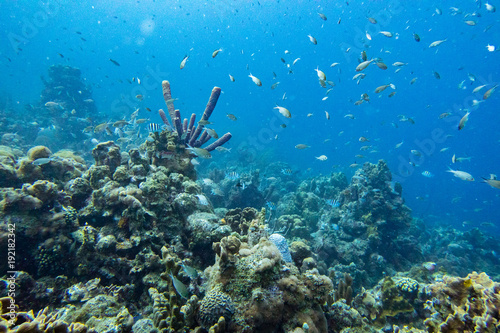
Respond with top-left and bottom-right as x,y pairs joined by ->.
1,0 -> 499,232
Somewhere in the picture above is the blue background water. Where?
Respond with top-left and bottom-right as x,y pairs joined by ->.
1,0 -> 499,231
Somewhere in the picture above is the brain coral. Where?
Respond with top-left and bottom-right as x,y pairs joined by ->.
197,286 -> 235,328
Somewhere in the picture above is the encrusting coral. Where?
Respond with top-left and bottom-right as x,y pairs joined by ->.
423,271 -> 500,332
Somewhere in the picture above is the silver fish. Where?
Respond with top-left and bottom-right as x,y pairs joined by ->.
32,158 -> 52,166
169,273 -> 189,299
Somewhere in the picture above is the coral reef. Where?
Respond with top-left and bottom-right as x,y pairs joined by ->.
0,297 -> 96,333
423,272 -> 500,332
3,71 -> 500,333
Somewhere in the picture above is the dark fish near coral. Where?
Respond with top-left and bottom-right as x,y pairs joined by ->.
109,58 -> 120,66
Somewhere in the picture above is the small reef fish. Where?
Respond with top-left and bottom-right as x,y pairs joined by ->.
109,58 -> 120,66
32,158 -> 52,166
215,147 -> 231,153
447,168 -> 474,181
225,171 -> 239,180
202,178 -> 214,186
113,120 -> 130,128
429,39 -> 447,48
198,120 -> 212,126
422,262 -> 436,271
180,55 -> 189,69
421,171 -> 434,178
307,35 -> 317,45
486,3 -> 496,12
181,263 -> 198,279
413,33 -> 420,42
229,74 -> 235,82
211,187 -> 224,196
316,155 -> 328,161
45,101 -> 63,109
411,150 -> 422,157
187,146 -> 211,159
226,113 -> 237,121
326,199 -> 340,208
147,123 -> 161,132
379,31 -> 393,37
196,194 -> 209,206
205,128 -> 218,139
458,112 -> 470,130
271,82 -> 280,90
266,201 -> 277,210
281,168 -> 293,175
295,144 -> 310,149
483,85 -> 498,100
325,111 -> 330,120
248,73 -> 262,86
356,59 -> 374,72
94,122 -> 109,134
212,48 -> 222,58
274,105 -> 291,118
392,62 -> 407,67
375,84 -> 391,93
315,68 -> 326,81
169,273 -> 189,299
318,13 -> 327,20
482,175 -> 500,189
